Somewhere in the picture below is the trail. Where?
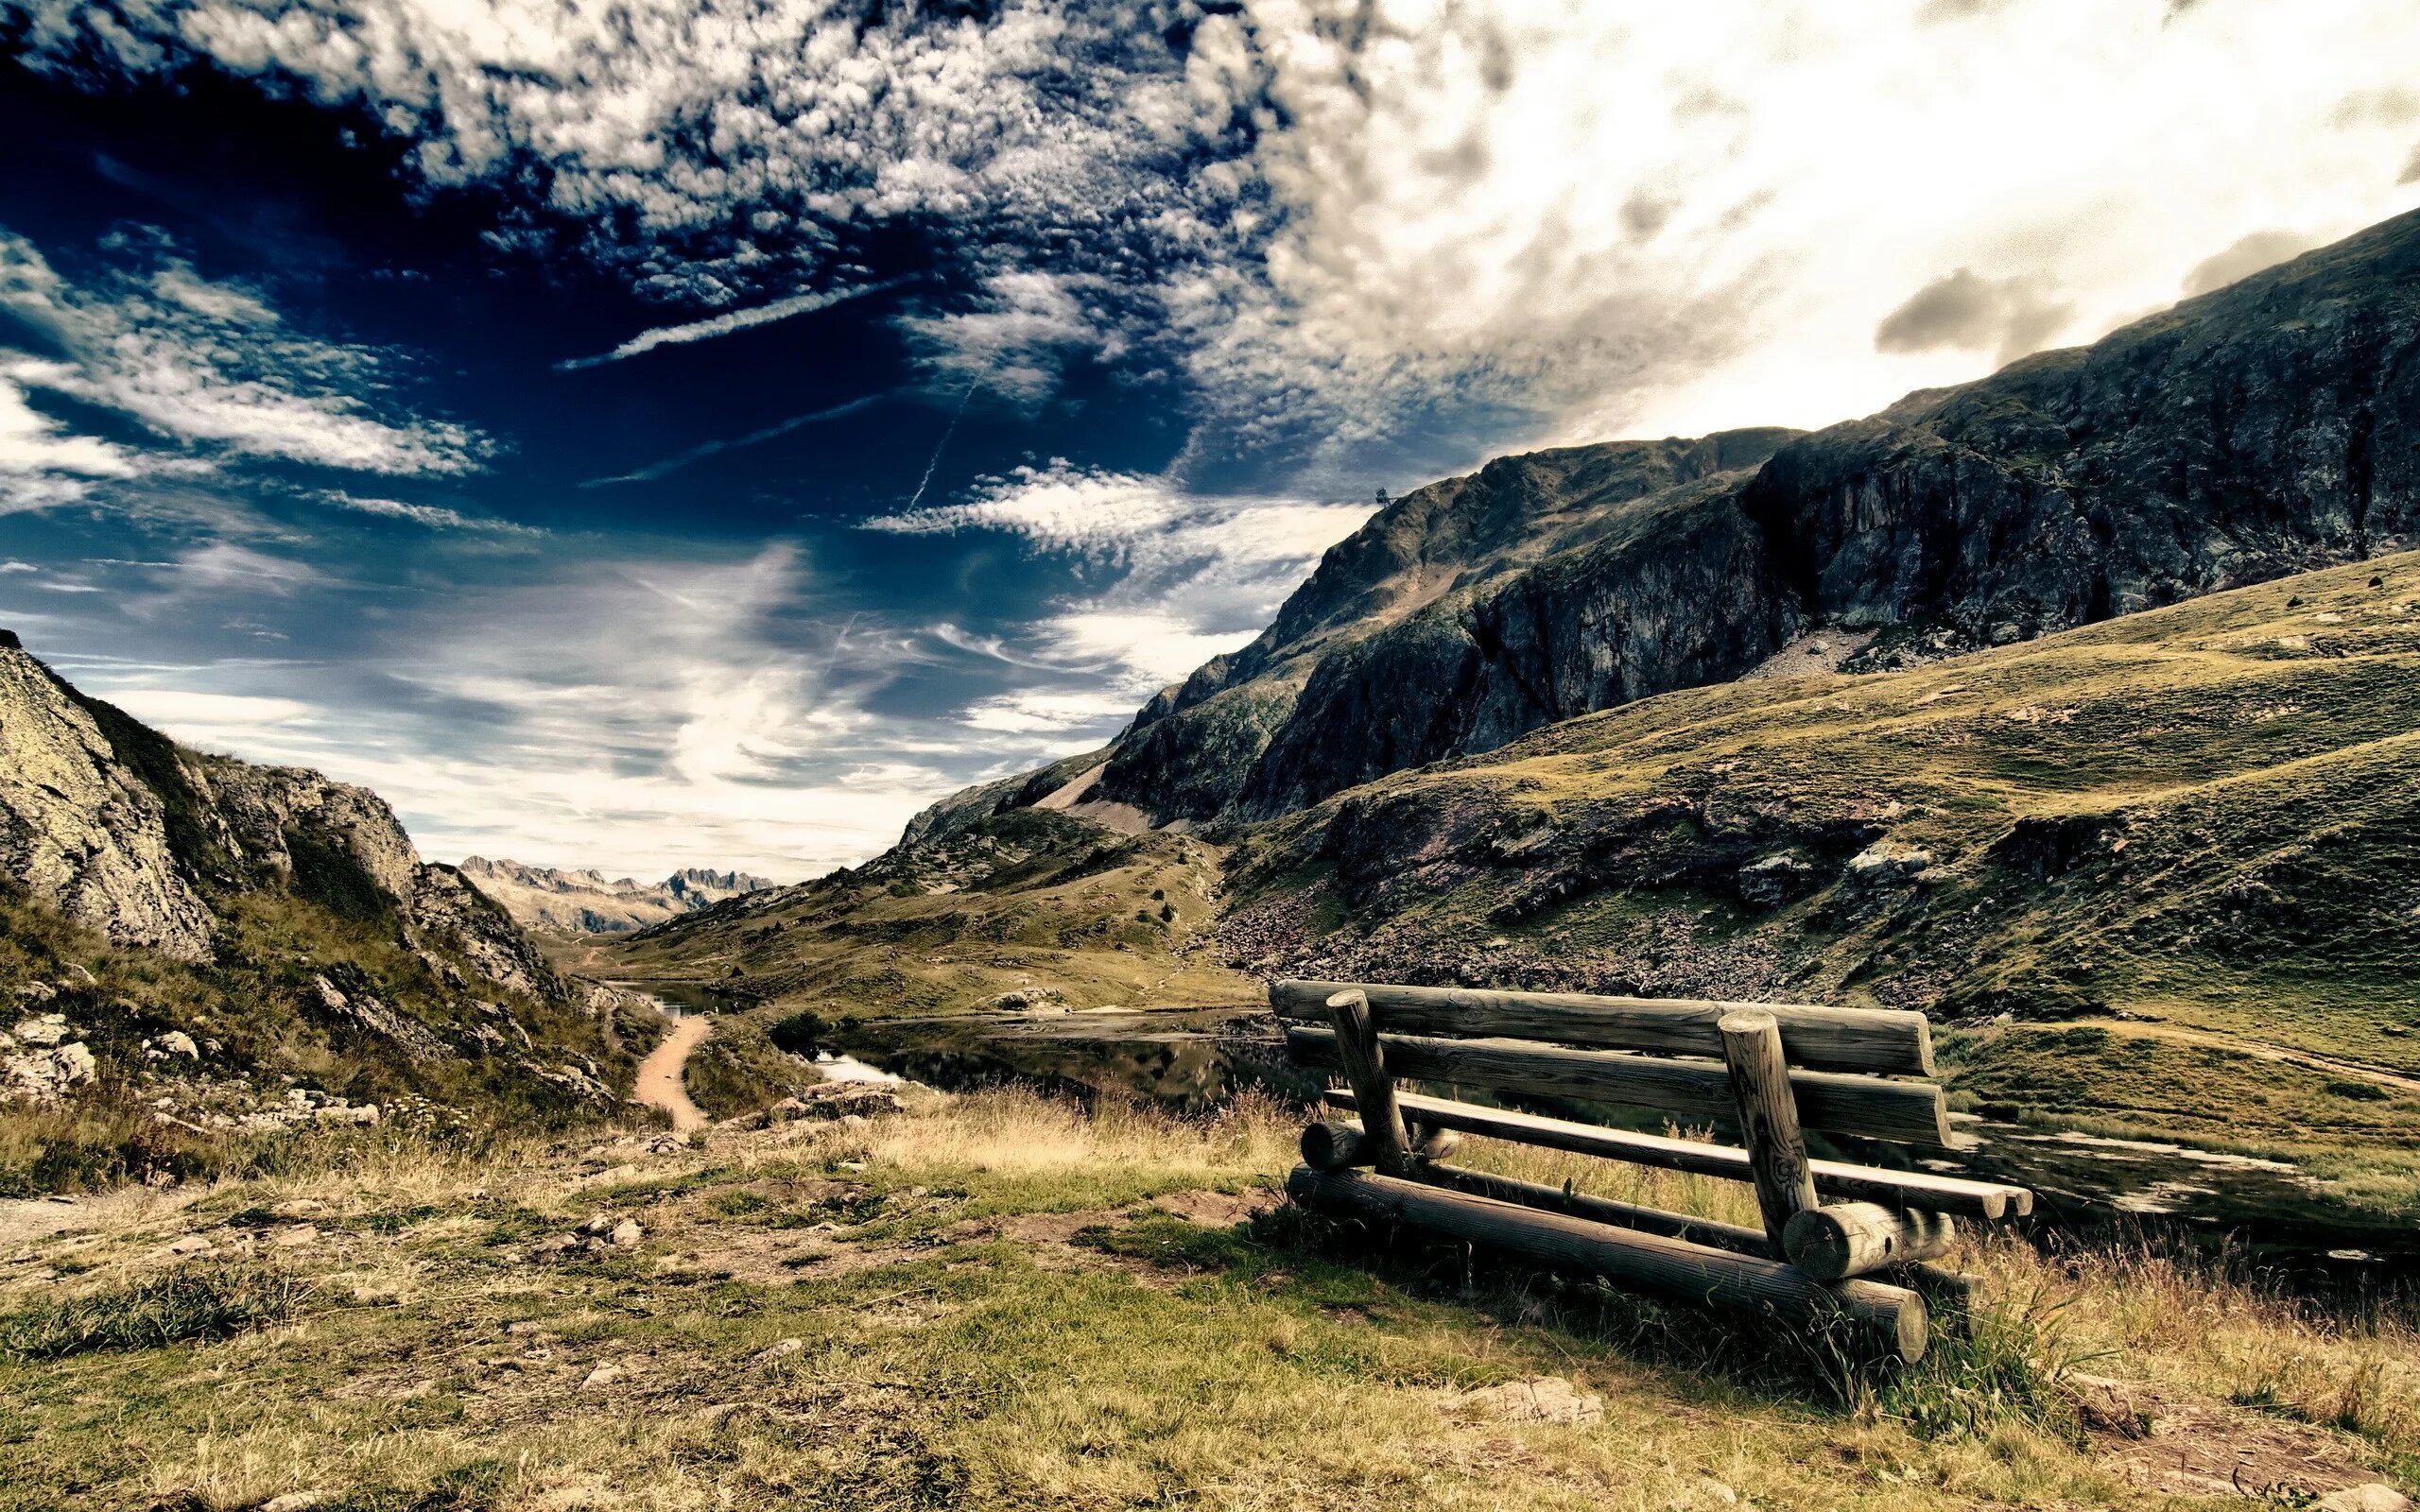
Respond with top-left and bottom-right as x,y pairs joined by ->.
635,1014 -> 712,1131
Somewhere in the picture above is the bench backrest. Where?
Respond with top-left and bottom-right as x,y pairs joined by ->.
1273,977 -> 1953,1148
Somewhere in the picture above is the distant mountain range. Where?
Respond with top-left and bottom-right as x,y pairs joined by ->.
457,857 -> 776,936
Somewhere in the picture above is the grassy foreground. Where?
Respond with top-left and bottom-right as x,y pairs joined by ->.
4,1089 -> 2413,1511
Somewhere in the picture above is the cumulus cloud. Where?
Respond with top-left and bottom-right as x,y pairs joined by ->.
1874,268 -> 2075,363
0,227 -> 492,496
2180,229 -> 2326,296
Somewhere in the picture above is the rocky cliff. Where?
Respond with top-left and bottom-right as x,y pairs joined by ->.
0,638 -> 641,1187
458,856 -> 775,936
916,208 -> 2420,836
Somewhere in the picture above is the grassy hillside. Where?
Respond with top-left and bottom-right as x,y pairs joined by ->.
613,808 -> 1258,1019
0,882 -> 661,1196
1221,552 -> 2420,1184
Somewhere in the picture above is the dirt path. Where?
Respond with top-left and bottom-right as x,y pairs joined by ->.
635,1014 -> 711,1132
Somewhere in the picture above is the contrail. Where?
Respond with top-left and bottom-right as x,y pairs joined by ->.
580,394 -> 886,487
904,383 -> 978,510
555,278 -> 912,370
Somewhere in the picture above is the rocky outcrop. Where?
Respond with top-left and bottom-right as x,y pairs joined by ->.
915,207 -> 2420,838
0,646 -> 216,958
0,638 -> 569,1002
457,856 -> 776,936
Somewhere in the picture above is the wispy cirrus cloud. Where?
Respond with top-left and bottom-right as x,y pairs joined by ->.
870,459 -> 1372,730
0,226 -> 492,507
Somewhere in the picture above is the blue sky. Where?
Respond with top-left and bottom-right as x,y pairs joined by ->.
1,1 -> 2415,880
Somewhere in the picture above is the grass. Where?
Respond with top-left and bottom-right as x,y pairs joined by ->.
3,1088 -> 2411,1510
0,881 -> 652,1196
1,1262 -> 310,1361
610,808 -> 1260,1021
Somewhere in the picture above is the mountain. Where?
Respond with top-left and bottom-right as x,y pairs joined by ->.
613,808 -> 1252,1016
617,211 -> 2420,1219
458,856 -> 776,936
0,634 -> 649,1191
910,208 -> 2419,838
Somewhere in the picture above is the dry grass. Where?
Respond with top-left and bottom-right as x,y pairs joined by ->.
1,1088 -> 2411,1511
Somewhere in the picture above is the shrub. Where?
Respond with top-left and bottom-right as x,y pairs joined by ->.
769,1011 -> 829,1057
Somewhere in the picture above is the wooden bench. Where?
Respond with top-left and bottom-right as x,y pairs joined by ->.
1274,979 -> 2035,1363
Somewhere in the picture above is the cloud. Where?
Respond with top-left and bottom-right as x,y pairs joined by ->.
0,363 -> 142,509
1875,268 -> 2075,364
555,279 -> 912,370
319,491 -> 544,535
2180,229 -> 2326,296
880,460 -> 1372,735
0,228 -> 492,494
16,1 -> 2420,471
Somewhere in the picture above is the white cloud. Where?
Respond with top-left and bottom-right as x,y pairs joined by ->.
0,365 -> 141,509
556,277 -> 912,369
878,459 -> 1372,733
0,228 -> 491,490
31,0 -> 2414,470
320,491 -> 544,535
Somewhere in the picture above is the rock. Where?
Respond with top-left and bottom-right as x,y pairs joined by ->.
1736,851 -> 1818,907
269,1225 -> 320,1248
13,983 -> 54,1005
164,1236 -> 214,1256
751,1336 -> 805,1363
1439,1375 -> 1605,1427
13,1014 -> 69,1047
2317,1487 -> 2412,1512
1845,839 -> 1932,885
261,1494 -> 327,1512
62,964 -> 95,985
580,1364 -> 624,1389
155,1030 -> 200,1058
608,1218 -> 644,1246
2063,1373 -> 2152,1437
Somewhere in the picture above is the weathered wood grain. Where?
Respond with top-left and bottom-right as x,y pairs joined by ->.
1271,979 -> 1933,1076
1414,1161 -> 1774,1257
1720,1010 -> 1820,1251
1325,1089 -> 2033,1220
1323,990 -> 1410,1172
1288,1165 -> 1929,1361
1287,1024 -> 1954,1146
1783,1201 -> 1959,1281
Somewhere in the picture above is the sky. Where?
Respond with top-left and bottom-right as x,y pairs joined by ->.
0,0 -> 2415,883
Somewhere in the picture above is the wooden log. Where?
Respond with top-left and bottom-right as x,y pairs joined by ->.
1783,1201 -> 1959,1280
1301,1119 -> 1374,1171
1416,1161 -> 1774,1258
1305,1117 -> 1460,1170
1720,1010 -> 1821,1252
1288,1165 -> 1928,1362
1324,990 -> 1410,1172
1271,979 -> 1934,1076
1287,1024 -> 1954,1147
1324,1090 -> 2032,1220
